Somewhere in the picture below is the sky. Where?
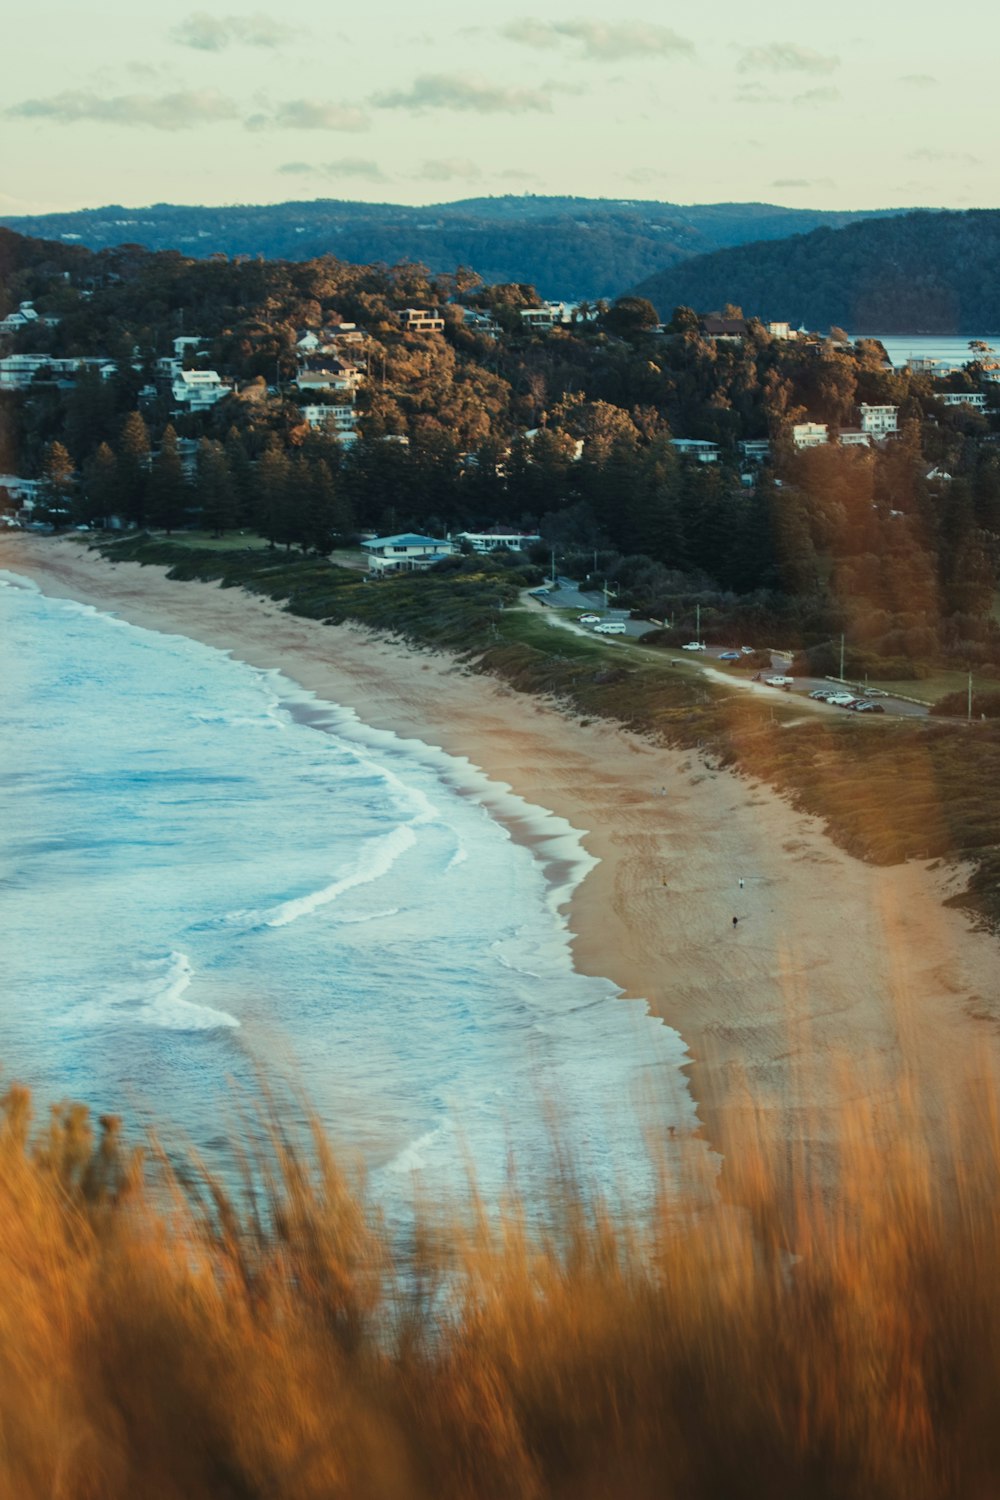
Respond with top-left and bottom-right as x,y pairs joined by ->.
2,0 -> 996,215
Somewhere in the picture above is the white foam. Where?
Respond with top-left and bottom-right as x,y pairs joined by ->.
75,951 -> 240,1031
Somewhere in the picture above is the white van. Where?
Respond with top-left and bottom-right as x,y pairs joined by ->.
594,621 -> 627,635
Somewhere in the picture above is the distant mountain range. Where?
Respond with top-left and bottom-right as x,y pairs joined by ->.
634,208 -> 1000,334
0,196 -> 905,301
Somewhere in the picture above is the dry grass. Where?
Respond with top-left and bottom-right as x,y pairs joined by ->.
4,1073 -> 1000,1499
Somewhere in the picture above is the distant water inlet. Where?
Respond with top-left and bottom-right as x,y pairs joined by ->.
0,569 -> 707,1218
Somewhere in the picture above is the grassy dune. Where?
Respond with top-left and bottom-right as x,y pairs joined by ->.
5,1073 -> 1000,1498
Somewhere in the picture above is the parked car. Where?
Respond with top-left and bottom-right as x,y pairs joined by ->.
594,621 -> 627,635
682,642 -> 706,651
578,614 -> 601,624
854,701 -> 886,714
741,646 -> 755,655
826,692 -> 857,706
718,651 -> 741,661
765,675 -> 793,687
809,688 -> 837,700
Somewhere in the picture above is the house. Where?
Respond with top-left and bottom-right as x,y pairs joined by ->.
0,474 -> 41,516
671,438 -> 720,463
937,391 -> 988,410
792,421 -> 829,449
361,532 -> 456,575
399,308 -> 445,334
295,356 -> 363,394
738,439 -> 771,461
454,527 -> 541,553
173,335 -> 204,358
462,309 -> 501,337
298,404 -> 359,442
0,354 -> 107,390
766,321 -> 793,340
701,314 -> 748,342
859,403 -> 899,436
926,466 -> 953,482
838,429 -> 871,447
0,302 -> 41,334
519,307 -> 555,331
170,369 -> 229,409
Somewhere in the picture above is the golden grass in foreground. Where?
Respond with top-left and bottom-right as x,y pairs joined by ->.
4,1079 -> 1000,1500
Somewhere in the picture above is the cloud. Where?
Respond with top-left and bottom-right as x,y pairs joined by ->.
277,158 -> 388,182
899,73 -> 938,88
417,158 -> 482,181
623,167 -> 672,185
7,88 -> 240,130
372,73 -> 553,113
907,148 -> 980,165
793,86 -> 841,106
496,168 -> 541,184
171,11 -> 290,50
500,18 -> 694,60
735,83 -> 780,105
248,100 -> 370,131
736,42 -> 839,74
771,177 -> 836,189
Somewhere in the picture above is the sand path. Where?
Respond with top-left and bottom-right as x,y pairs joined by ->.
4,536 -> 998,1192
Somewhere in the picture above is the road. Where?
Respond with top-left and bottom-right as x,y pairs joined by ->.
530,584 -> 929,719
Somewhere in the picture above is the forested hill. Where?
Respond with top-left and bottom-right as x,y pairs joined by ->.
0,197 -> 899,301
634,208 -> 1000,333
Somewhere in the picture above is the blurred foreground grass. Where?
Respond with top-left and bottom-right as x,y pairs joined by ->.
5,1070 -> 1000,1499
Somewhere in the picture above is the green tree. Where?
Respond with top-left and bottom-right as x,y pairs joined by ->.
77,442 -> 118,528
117,411 -> 151,528
148,426 -> 189,534
196,439 -> 238,538
36,441 -> 75,527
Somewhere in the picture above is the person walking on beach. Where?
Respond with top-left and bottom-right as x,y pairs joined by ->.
732,915 -> 738,928
738,878 -> 744,890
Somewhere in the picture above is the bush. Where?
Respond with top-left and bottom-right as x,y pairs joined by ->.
930,690 -> 1000,718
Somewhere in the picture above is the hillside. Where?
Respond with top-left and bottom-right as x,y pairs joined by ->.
0,197 -> 900,301
634,208 -> 1000,333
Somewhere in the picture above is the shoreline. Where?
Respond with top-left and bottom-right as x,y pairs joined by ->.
5,535 -> 1000,1189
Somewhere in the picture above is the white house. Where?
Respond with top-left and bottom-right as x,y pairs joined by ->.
298,404 -> 359,442
361,532 -> 456,575
838,429 -> 871,447
399,308 -> 445,334
519,307 -> 554,331
671,438 -> 720,463
937,391 -> 988,410
0,302 -> 41,334
792,421 -> 829,449
766,321 -> 794,340
462,309 -> 501,337
454,527 -> 541,553
0,474 -> 41,514
0,354 -> 107,390
295,356 -> 363,394
171,369 -> 229,409
859,404 -> 899,436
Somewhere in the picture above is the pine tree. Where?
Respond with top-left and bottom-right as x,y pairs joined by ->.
254,443 -> 292,548
117,411 -> 151,528
36,441 -> 75,527
78,442 -> 118,528
148,426 -> 189,534
196,439 -> 238,538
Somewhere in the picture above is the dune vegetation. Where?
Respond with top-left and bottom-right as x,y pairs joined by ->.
4,1067 -> 1000,1499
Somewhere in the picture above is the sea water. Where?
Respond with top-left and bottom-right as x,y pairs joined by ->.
0,569 -> 704,1219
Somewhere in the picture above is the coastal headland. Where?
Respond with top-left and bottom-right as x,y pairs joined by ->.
5,534 -> 999,1196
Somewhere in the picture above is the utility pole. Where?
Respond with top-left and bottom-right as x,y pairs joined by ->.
968,668 -> 973,724
550,547 -> 556,587
839,633 -> 845,682
696,602 -> 701,644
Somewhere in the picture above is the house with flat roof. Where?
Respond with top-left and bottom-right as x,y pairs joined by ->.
171,369 -> 229,409
454,527 -> 541,553
361,532 -> 456,575
399,308 -> 445,334
671,438 -> 720,463
937,391 -> 988,410
860,403 -> 899,436
792,421 -> 829,449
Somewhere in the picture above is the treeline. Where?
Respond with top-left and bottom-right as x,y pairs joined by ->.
0,197 -> 897,300
635,208 -> 1000,333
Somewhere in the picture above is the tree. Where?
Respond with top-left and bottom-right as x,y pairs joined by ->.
601,296 -> 660,339
36,441 -> 75,527
77,442 -> 118,528
196,439 -> 238,538
147,426 -> 189,534
117,411 -> 151,528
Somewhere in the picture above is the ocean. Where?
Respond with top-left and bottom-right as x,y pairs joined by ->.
0,569 -> 703,1219
852,333 -> 1000,369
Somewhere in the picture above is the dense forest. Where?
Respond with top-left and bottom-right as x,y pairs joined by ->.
635,209 -> 1000,333
0,197 -> 899,301
4,227 -> 1000,681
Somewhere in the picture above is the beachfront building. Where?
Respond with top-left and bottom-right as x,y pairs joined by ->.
453,527 -> 541,553
860,404 -> 899,437
399,308 -> 445,334
0,474 -> 41,516
361,532 -> 456,576
792,421 -> 829,449
171,369 -> 229,410
671,438 -> 720,463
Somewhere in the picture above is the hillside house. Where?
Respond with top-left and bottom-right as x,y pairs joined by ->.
361,532 -> 455,575
860,403 -> 899,436
298,404 -> 359,442
701,314 -> 748,343
399,308 -> 444,334
739,439 -> 771,461
671,438 -> 720,463
171,369 -> 229,410
937,391 -> 988,410
0,302 -> 41,334
792,421 -> 829,449
838,429 -> 871,447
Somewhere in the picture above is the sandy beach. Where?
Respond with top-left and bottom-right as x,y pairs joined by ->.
4,534 -> 999,1192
